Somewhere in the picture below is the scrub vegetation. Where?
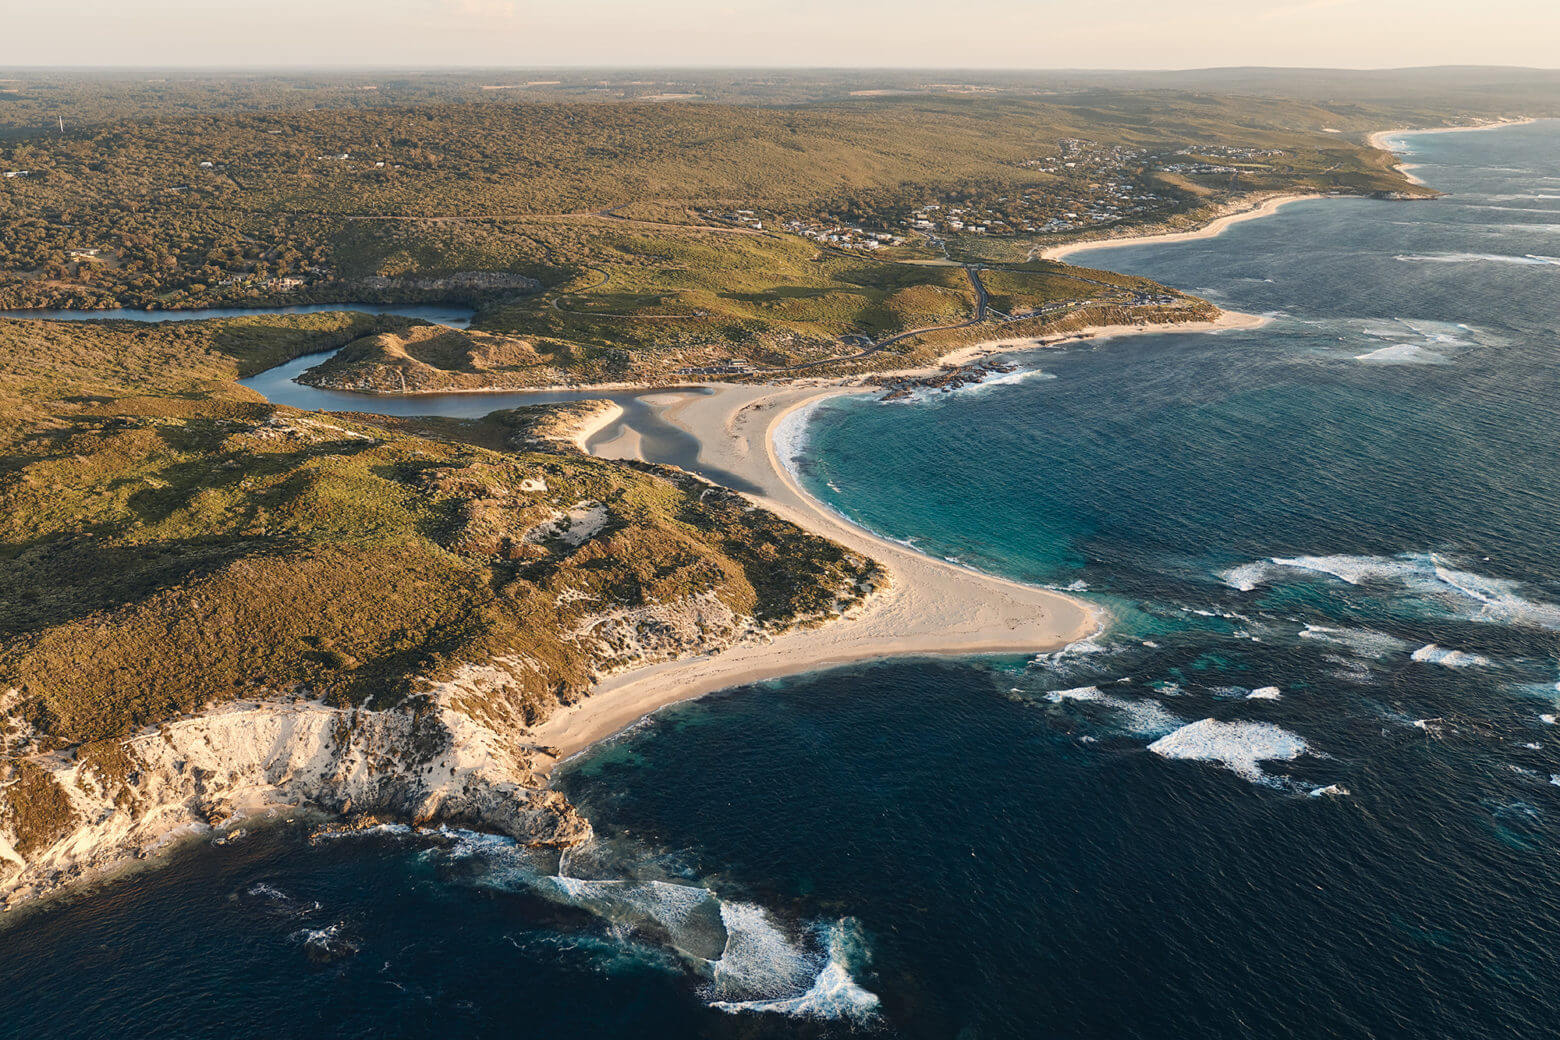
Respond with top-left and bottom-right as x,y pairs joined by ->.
0,314 -> 879,753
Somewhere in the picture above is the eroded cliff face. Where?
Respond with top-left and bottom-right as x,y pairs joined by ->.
0,563 -> 879,909
0,669 -> 589,908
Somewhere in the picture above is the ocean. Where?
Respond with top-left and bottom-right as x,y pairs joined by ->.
6,121 -> 1560,1039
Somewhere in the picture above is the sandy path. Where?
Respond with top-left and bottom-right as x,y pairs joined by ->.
531,380 -> 1097,770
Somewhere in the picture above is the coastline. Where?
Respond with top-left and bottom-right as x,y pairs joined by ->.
7,116 -> 1517,903
1367,117 -> 1536,188
527,309 -> 1271,770
1041,193 -> 1325,261
161,119 -> 1528,785
913,308 -> 1269,374
1366,116 -> 1536,152
530,378 -> 1100,771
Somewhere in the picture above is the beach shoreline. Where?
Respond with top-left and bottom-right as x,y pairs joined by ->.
332,118 -> 1529,772
908,308 -> 1269,375
1041,193 -> 1326,261
1367,117 -> 1536,187
530,310 -> 1272,769
1365,116 -> 1535,152
531,377 -> 1101,772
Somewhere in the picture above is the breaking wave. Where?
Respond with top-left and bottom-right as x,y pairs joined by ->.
1355,343 -> 1452,365
1148,719 -> 1309,784
1394,252 -> 1560,266
427,828 -> 879,1021
710,916 -> 880,1023
1029,633 -> 1118,678
289,922 -> 358,962
1296,624 -> 1411,658
771,396 -> 839,486
1219,553 -> 1560,630
1411,643 -> 1492,668
1044,685 -> 1183,736
1473,193 -> 1560,202
882,366 -> 1057,405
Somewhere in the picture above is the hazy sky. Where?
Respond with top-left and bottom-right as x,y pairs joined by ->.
5,0 -> 1557,69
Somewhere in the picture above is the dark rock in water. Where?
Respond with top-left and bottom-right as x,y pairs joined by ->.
874,359 -> 1017,401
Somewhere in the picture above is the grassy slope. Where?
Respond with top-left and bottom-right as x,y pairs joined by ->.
0,316 -> 878,760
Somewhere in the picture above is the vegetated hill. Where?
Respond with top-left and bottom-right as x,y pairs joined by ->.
295,252 -> 1215,391
0,89 -> 1422,314
1,68 -> 1556,126
0,313 -> 879,867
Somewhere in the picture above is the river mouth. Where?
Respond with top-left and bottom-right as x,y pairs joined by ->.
240,347 -> 728,479
2,303 -> 475,327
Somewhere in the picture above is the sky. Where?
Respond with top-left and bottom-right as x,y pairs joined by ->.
3,0 -> 1557,69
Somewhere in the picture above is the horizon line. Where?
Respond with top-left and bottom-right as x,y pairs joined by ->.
1,63 -> 1559,75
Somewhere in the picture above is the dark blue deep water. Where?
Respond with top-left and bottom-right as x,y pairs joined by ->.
6,122 -> 1560,1039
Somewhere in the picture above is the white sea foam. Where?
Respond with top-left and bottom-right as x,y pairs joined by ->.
1029,633 -> 1113,674
543,877 -> 728,960
247,882 -> 291,901
711,919 -> 880,1023
311,822 -> 413,843
1046,685 -> 1104,702
1297,624 -> 1410,658
433,831 -> 879,1022
290,922 -> 358,959
1309,783 -> 1350,797
1045,686 -> 1182,736
1217,561 -> 1271,592
1411,643 -> 1492,668
1344,317 -> 1489,365
1247,687 -> 1283,700
705,901 -> 819,1000
880,366 -> 1056,406
1355,343 -> 1451,365
1222,553 -> 1560,631
1268,554 -> 1414,585
1148,719 -> 1308,783
770,397 -> 835,484
1394,252 -> 1560,266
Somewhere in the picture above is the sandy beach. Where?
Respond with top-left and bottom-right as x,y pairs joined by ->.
918,308 -> 1269,373
568,400 -> 623,452
529,378 -> 1099,769
530,313 -> 1267,770
1041,193 -> 1326,262
529,116 -> 1520,768
1366,117 -> 1535,151
1367,118 -> 1536,187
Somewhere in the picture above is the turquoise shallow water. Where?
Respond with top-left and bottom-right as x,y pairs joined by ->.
6,122 -> 1560,1039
